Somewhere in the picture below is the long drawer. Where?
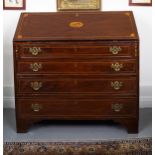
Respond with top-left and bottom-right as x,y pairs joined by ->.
17,60 -> 137,74
17,98 -> 137,118
17,44 -> 136,59
17,77 -> 137,94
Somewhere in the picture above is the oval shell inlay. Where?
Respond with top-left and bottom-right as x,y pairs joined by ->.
69,21 -> 84,28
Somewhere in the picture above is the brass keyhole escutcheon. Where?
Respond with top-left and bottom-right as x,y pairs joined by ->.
111,62 -> 123,72
31,104 -> 42,112
31,81 -> 42,91
111,81 -> 123,90
112,104 -> 123,112
110,46 -> 122,55
30,63 -> 42,72
29,47 -> 42,56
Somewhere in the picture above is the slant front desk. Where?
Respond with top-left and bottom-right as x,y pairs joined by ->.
13,12 -> 139,133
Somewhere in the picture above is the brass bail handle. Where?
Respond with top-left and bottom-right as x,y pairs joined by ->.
111,81 -> 123,90
29,47 -> 42,56
31,81 -> 42,91
111,62 -> 123,71
31,104 -> 42,112
110,46 -> 122,55
30,63 -> 42,72
112,104 -> 123,112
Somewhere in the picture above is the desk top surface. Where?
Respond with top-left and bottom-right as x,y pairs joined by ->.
14,11 -> 139,42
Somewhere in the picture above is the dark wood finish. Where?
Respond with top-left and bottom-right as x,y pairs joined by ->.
16,44 -> 136,59
14,12 -> 139,41
17,60 -> 137,74
129,0 -> 152,6
16,119 -> 33,133
17,77 -> 137,94
13,11 -> 139,133
17,98 -> 137,117
3,0 -> 26,10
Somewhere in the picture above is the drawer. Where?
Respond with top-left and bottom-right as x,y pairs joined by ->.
17,44 -> 135,58
17,77 -> 137,94
17,60 -> 136,74
17,98 -> 137,117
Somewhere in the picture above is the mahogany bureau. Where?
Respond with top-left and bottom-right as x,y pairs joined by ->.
13,11 -> 139,133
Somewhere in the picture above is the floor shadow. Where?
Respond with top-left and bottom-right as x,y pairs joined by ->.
3,109 -> 16,132
139,108 -> 152,132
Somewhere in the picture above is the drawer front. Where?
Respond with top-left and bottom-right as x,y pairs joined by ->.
17,77 -> 137,94
17,60 -> 136,74
17,98 -> 137,117
17,45 -> 135,58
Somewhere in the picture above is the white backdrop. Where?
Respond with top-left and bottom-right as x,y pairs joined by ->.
3,0 -> 152,108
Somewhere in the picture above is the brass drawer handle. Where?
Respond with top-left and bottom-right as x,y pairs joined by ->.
111,81 -> 123,90
111,62 -> 123,71
31,81 -> 42,91
110,46 -> 122,55
31,104 -> 42,112
30,63 -> 42,72
29,47 -> 42,56
112,104 -> 123,112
